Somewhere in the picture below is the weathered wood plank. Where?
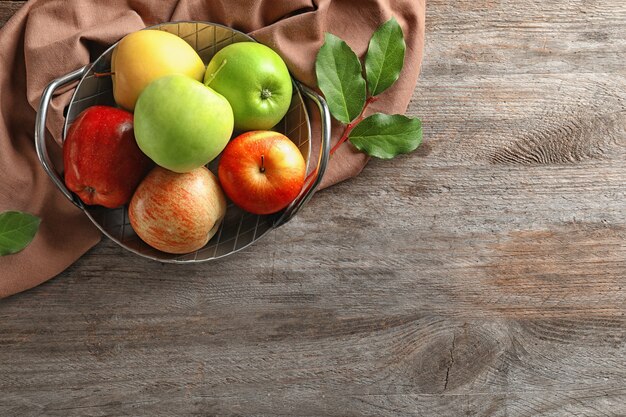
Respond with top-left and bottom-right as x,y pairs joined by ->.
423,0 -> 626,76
1,0 -> 625,416
3,389 -> 626,417
1,311 -> 624,415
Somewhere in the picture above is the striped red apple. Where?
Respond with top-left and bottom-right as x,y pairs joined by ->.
129,166 -> 226,254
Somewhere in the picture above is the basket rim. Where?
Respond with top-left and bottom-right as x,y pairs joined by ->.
62,21 -> 314,263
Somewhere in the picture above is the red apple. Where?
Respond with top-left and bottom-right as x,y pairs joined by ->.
63,105 -> 153,208
218,131 -> 306,215
129,166 -> 227,254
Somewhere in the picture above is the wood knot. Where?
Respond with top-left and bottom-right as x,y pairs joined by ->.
489,112 -> 624,165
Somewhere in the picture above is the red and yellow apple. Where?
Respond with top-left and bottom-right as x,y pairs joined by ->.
218,131 -> 306,215
63,105 -> 153,208
129,166 -> 227,254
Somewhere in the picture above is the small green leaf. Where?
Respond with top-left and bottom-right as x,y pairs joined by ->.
349,114 -> 422,159
316,33 -> 367,124
365,17 -> 406,97
0,211 -> 41,256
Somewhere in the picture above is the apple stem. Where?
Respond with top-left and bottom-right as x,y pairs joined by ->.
260,155 -> 266,173
329,96 -> 378,156
205,59 -> 228,87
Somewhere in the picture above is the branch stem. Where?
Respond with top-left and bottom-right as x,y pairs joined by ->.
329,96 -> 378,156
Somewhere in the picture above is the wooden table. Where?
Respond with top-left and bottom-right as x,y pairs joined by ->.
2,1 -> 625,416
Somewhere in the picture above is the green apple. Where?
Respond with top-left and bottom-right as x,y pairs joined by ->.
134,75 -> 234,173
204,42 -> 293,131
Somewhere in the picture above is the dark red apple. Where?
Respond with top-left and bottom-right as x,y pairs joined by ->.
63,105 -> 152,208
218,131 -> 306,215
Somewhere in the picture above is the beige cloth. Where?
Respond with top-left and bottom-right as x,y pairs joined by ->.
0,0 -> 425,298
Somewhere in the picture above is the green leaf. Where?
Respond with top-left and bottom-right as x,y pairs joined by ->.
349,114 -> 422,159
0,211 -> 41,256
315,33 -> 367,124
365,17 -> 406,97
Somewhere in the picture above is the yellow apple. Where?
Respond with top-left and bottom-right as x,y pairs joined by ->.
111,30 -> 205,111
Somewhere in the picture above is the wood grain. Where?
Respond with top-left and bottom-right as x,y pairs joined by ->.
1,0 -> 625,416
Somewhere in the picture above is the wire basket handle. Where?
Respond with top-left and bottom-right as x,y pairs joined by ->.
35,65 -> 90,208
274,82 -> 331,226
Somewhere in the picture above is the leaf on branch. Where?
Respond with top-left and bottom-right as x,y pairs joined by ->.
349,114 -> 422,159
365,17 -> 406,97
0,211 -> 41,256
315,33 -> 367,124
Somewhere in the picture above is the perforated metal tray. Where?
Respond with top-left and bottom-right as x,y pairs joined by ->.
35,21 -> 330,263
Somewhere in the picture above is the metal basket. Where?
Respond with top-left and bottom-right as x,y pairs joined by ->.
35,21 -> 330,263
